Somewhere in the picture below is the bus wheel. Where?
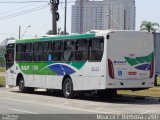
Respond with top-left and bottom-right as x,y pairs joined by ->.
63,78 -> 74,98
19,78 -> 26,93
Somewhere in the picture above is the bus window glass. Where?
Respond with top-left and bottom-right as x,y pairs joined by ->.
43,42 -> 53,61
33,42 -> 42,61
16,44 -> 25,61
64,40 -> 75,61
89,37 -> 104,61
54,41 -> 63,51
6,44 -> 15,69
53,41 -> 63,61
25,43 -> 33,61
75,39 -> 88,61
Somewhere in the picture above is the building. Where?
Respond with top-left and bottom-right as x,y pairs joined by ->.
71,0 -> 136,33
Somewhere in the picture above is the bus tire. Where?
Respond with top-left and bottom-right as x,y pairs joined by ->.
19,78 -> 26,93
63,78 -> 74,99
154,75 -> 158,86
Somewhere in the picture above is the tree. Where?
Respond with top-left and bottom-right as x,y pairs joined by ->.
140,21 -> 159,32
46,28 -> 69,35
46,30 -> 53,35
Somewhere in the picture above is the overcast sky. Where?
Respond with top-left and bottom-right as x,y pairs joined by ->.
0,0 -> 160,42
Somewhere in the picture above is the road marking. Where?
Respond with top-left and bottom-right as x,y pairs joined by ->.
95,107 -> 105,111
141,110 -> 155,114
8,108 -> 38,114
62,103 -> 69,105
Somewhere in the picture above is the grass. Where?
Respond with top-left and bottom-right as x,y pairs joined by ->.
0,76 -> 5,87
118,79 -> 160,97
0,67 -> 5,72
118,87 -> 160,98
157,77 -> 160,86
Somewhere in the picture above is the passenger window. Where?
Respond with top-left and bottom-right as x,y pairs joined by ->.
53,41 -> 63,61
43,42 -> 53,61
33,42 -> 42,61
64,40 -> 75,61
25,43 -> 33,61
75,39 -> 88,61
89,37 -> 104,61
16,44 -> 25,61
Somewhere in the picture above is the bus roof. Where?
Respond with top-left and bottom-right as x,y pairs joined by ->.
16,33 -> 96,43
15,30 -> 150,44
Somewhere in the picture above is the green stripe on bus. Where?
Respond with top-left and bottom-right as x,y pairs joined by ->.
18,61 -> 85,75
16,33 -> 96,43
125,52 -> 154,66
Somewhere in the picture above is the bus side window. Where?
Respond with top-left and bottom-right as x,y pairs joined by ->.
75,39 -> 88,61
53,41 -> 63,61
16,44 -> 25,61
33,42 -> 43,61
64,40 -> 75,61
25,43 -> 33,61
43,42 -> 53,61
89,37 -> 104,61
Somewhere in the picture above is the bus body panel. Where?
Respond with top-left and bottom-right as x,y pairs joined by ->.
106,31 -> 154,89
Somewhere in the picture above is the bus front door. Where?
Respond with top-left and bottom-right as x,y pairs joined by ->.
5,44 -> 16,86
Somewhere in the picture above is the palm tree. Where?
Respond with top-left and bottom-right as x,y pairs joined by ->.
140,21 -> 159,32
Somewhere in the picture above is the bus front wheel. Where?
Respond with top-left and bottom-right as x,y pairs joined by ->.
19,78 -> 26,93
63,78 -> 74,99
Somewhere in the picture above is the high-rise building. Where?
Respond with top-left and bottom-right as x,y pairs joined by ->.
71,0 -> 136,33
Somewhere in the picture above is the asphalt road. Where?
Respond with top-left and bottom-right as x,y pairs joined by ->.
0,87 -> 160,120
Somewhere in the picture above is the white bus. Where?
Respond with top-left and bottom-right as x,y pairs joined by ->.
5,30 -> 154,98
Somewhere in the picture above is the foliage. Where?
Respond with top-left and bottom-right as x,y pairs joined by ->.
0,76 -> 5,87
0,67 -> 5,72
46,29 -> 69,35
118,86 -> 160,97
140,21 -> 159,32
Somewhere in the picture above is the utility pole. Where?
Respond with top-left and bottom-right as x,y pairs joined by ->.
64,0 -> 67,35
50,0 -> 59,35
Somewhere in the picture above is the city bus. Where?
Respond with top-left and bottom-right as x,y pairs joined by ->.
5,30 -> 154,98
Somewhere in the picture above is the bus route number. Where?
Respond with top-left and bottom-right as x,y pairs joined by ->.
91,67 -> 99,71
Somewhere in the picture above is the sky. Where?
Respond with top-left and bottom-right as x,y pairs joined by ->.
0,0 -> 160,42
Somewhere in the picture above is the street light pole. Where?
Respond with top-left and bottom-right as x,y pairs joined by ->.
19,25 -> 31,39
19,25 -> 21,39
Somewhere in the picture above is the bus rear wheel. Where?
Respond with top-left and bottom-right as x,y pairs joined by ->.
63,78 -> 74,99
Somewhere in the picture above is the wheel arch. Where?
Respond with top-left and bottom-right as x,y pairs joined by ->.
16,73 -> 24,86
62,74 -> 72,89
